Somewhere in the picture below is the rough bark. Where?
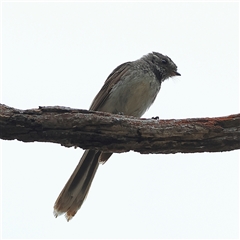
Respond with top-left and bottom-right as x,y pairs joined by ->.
0,103 -> 239,154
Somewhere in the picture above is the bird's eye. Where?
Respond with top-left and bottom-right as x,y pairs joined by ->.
161,59 -> 168,64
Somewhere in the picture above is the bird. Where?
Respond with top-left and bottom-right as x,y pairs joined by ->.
53,52 -> 181,221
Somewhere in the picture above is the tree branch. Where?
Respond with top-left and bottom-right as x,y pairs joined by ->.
0,103 -> 239,154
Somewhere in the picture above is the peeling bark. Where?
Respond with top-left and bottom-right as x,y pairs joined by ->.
0,103 -> 239,154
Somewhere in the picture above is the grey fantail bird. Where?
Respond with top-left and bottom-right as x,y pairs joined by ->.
54,52 -> 181,221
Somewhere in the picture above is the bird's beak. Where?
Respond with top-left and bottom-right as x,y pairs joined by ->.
173,71 -> 181,76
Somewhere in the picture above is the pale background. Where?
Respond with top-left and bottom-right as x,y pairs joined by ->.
1,2 -> 239,239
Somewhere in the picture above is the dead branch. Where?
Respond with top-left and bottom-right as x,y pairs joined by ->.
0,103 -> 239,154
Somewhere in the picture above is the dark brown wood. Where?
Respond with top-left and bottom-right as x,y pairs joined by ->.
0,103 -> 239,154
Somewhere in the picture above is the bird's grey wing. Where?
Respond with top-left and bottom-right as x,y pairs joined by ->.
89,62 -> 131,111
89,61 -> 131,164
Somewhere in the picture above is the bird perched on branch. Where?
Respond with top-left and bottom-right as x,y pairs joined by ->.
54,52 -> 181,221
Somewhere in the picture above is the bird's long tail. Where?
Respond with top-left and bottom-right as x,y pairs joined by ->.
54,150 -> 100,221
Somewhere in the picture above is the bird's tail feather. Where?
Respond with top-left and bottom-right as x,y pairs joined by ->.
54,150 -> 100,221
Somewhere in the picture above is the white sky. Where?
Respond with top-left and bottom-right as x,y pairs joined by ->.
1,1 -> 239,239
